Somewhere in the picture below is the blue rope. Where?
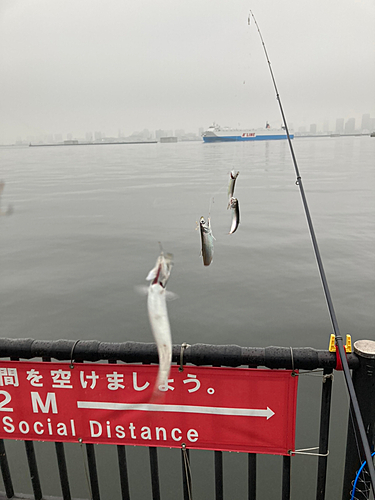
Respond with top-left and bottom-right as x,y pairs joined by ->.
351,452 -> 375,500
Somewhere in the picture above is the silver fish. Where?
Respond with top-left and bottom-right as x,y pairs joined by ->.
199,216 -> 215,266
146,251 -> 174,392
228,197 -> 240,234
227,170 -> 239,208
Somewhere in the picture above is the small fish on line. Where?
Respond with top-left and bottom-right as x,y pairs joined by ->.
146,249 -> 174,394
228,197 -> 240,234
227,170 -> 239,208
199,216 -> 215,266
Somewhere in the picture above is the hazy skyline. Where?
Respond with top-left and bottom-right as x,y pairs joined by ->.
1,0 -> 374,144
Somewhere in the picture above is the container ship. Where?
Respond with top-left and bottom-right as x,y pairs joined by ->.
202,123 -> 293,142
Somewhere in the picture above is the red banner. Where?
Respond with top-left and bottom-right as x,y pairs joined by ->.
0,361 -> 298,455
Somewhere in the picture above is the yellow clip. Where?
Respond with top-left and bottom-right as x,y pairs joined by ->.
346,335 -> 352,353
329,334 -> 336,352
328,334 -> 352,353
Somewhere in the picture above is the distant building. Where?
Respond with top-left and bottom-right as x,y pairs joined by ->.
344,118 -> 355,133
129,129 -> 152,140
85,132 -> 93,142
361,114 -> 371,131
323,120 -> 330,133
43,134 -> 53,144
175,129 -> 185,139
155,129 -> 170,139
160,137 -> 178,143
309,124 -> 317,134
335,118 -> 344,133
181,132 -> 200,141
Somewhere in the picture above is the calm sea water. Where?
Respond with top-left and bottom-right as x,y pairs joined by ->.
0,137 -> 374,498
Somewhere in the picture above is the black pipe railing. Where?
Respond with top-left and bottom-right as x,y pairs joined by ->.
248,453 -> 256,500
0,338 -> 360,370
0,439 -> 13,499
316,368 -> 333,500
117,444 -> 130,500
149,447 -> 160,500
0,337 -> 373,500
55,442 -> 71,500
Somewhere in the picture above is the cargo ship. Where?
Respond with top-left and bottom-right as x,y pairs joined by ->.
202,123 -> 293,142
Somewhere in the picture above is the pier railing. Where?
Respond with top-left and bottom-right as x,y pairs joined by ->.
0,338 -> 373,500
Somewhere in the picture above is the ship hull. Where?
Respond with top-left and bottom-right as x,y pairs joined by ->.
202,133 -> 292,142
202,126 -> 293,143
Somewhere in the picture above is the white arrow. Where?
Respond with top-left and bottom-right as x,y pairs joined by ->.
77,402 -> 275,420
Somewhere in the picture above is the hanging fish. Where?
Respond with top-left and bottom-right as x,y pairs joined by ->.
228,197 -> 240,234
227,170 -> 239,208
146,250 -> 174,392
199,216 -> 215,266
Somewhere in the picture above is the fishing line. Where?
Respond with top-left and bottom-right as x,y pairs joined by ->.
182,443 -> 193,500
208,195 -> 215,216
351,452 -> 375,500
208,178 -> 231,212
349,403 -> 366,470
249,10 -> 375,492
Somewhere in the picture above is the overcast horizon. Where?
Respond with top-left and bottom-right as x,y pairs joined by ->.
1,0 -> 374,144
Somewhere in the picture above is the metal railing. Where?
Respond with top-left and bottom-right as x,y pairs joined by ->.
0,337 -> 373,500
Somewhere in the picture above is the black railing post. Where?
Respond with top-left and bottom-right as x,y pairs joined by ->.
55,442 -> 72,500
25,440 -> 43,500
342,340 -> 375,500
281,455 -> 292,500
282,455 -> 291,500
10,355 -> 42,500
213,361 -> 224,500
117,445 -> 130,500
0,439 -> 14,498
42,356 -> 72,500
248,453 -> 256,500
149,447 -> 161,500
316,368 -> 333,500
86,443 -> 101,500
214,451 -> 223,500
181,445 -> 192,500
109,360 -> 131,500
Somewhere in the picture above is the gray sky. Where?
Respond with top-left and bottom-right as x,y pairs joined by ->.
1,0 -> 374,142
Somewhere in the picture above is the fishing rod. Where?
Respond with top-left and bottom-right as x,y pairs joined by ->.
248,10 -> 375,492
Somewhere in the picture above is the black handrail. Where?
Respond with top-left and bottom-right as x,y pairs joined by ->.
0,337 -> 369,500
0,338 -> 359,370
